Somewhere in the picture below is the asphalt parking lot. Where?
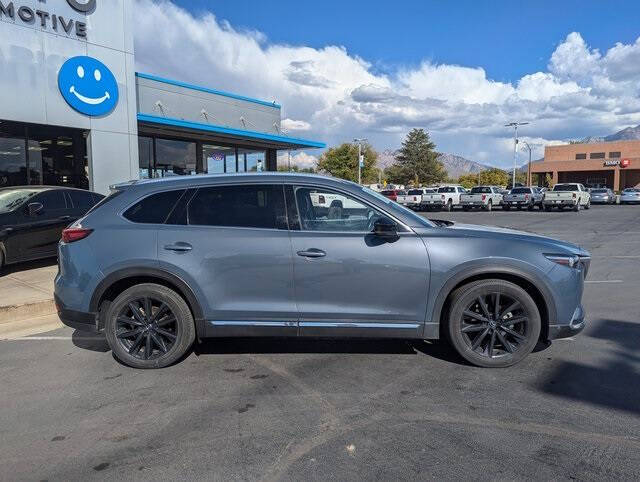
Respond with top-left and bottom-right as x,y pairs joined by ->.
1,205 -> 639,481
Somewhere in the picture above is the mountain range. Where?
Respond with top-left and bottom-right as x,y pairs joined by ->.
572,124 -> 640,143
377,149 -> 493,179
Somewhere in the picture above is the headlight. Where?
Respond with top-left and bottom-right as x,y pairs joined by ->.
545,254 -> 581,268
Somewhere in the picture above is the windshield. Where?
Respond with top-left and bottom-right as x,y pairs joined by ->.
553,184 -> 579,192
624,188 -> 640,192
408,189 -> 423,195
438,187 -> 456,193
592,189 -> 608,193
361,186 -> 435,227
510,188 -> 531,194
0,189 -> 40,214
470,187 -> 491,194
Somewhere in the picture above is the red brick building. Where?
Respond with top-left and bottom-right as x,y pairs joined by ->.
531,140 -> 640,191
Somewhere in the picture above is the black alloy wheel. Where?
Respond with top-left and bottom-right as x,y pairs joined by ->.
115,297 -> 178,361
446,279 -> 541,367
105,283 -> 195,368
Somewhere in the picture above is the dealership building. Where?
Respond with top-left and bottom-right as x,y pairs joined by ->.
532,140 -> 640,191
0,0 -> 324,194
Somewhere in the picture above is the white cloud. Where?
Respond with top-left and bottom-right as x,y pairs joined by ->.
281,118 -> 311,131
277,151 -> 318,169
134,2 -> 640,168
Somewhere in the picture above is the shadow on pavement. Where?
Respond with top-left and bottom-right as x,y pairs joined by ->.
535,319 -> 640,415
0,257 -> 57,277
71,330 -> 110,352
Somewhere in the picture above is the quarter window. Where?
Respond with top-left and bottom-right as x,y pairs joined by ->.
294,187 -> 390,232
68,190 -> 98,209
35,190 -> 67,210
124,190 -> 185,224
188,185 -> 286,229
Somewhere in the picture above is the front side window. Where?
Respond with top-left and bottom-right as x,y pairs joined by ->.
188,184 -> 286,229
124,190 -> 185,224
294,187 -> 391,232
0,188 -> 39,213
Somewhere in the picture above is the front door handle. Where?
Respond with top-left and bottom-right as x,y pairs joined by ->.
59,216 -> 71,221
164,242 -> 192,252
297,248 -> 326,258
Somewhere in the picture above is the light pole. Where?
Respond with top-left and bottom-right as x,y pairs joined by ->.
353,138 -> 367,185
505,122 -> 529,188
520,141 -> 538,186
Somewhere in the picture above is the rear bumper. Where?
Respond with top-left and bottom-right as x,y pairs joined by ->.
54,294 -> 99,332
543,199 -> 576,206
548,305 -> 585,340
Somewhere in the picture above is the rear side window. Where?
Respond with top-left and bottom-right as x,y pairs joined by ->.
124,190 -> 185,224
188,185 -> 286,229
438,187 -> 455,193
68,190 -> 97,209
35,190 -> 67,210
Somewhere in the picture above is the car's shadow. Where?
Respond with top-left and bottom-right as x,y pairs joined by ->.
0,257 -> 57,277
534,319 -> 640,416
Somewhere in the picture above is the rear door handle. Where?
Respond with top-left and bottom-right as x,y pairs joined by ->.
297,248 -> 326,258
59,216 -> 71,221
164,242 -> 192,252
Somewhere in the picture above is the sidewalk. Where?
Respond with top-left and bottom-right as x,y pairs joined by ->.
0,260 -> 61,338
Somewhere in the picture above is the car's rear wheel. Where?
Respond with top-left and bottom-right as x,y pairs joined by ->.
585,199 -> 591,210
573,202 -> 580,212
444,199 -> 452,212
0,247 -> 4,272
485,200 -> 492,212
502,205 -> 510,211
105,283 -> 196,369
446,279 -> 541,367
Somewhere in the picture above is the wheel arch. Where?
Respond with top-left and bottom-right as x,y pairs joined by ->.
432,266 -> 557,341
90,267 -> 205,334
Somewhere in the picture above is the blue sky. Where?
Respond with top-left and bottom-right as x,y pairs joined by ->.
175,0 -> 640,83
136,1 -> 640,167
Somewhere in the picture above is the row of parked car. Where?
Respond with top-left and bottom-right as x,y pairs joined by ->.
381,184 -> 640,213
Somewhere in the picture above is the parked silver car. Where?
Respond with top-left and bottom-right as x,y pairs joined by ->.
55,173 -> 590,369
620,188 -> 640,204
589,188 -> 616,204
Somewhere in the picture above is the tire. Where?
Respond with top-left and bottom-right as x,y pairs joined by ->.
585,199 -> 591,210
445,279 -> 541,368
486,200 -> 492,212
544,205 -> 552,212
0,247 -> 4,273
104,283 -> 196,369
527,203 -> 534,211
502,205 -> 510,211
444,199 -> 452,212
573,202 -> 580,212
538,203 -> 544,210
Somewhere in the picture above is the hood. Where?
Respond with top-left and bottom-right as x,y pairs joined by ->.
419,221 -> 589,256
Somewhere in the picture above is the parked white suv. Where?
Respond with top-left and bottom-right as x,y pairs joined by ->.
543,184 -> 591,212
421,185 -> 466,211
460,186 -> 503,211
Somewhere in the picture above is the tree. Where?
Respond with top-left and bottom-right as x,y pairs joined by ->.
457,168 -> 511,188
316,143 -> 378,183
392,128 -> 447,185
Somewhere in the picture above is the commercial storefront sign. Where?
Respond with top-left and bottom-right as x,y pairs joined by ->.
0,0 -> 97,38
604,159 -> 632,168
58,56 -> 119,116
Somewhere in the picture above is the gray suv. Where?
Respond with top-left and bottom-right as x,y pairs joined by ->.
55,173 -> 589,369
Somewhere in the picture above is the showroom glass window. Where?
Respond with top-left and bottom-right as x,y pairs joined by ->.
138,137 -> 154,179
240,149 -> 266,172
155,138 -> 196,177
0,120 -> 87,189
203,145 -> 234,174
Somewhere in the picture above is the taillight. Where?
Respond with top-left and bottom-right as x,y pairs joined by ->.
441,194 -> 445,200
61,227 -> 93,243
481,194 -> 486,201
572,193 -> 577,198
524,194 -> 529,200
318,195 -> 325,204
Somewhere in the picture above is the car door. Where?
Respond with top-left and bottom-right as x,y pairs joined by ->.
287,184 -> 430,338
12,189 -> 71,261
157,183 -> 298,337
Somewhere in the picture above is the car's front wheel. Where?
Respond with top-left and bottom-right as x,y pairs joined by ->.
105,283 -> 196,369
445,279 -> 541,367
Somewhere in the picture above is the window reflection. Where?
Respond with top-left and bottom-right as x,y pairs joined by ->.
155,139 -> 196,177
203,145 -> 234,174
138,136 -> 153,179
238,149 -> 266,172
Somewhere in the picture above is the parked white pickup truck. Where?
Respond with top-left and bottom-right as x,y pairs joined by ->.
421,185 -> 466,211
543,183 -> 591,211
401,188 -> 437,210
460,186 -> 503,211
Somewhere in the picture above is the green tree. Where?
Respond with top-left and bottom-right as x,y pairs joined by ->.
383,164 -> 407,185
316,143 -> 378,182
458,168 -> 511,188
393,128 -> 447,185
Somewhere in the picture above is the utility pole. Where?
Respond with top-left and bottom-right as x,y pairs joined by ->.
353,138 -> 367,185
521,141 -> 533,186
505,122 -> 529,188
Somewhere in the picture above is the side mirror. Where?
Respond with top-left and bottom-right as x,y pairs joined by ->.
27,202 -> 43,216
373,218 -> 398,238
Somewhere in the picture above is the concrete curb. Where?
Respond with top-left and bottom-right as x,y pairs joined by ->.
0,299 -> 57,324
0,313 -> 63,340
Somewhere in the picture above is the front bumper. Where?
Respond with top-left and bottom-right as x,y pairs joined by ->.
55,294 -> 99,332
548,305 -> 585,340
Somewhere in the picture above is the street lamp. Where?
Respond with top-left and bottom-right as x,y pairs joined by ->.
520,141 -> 540,186
353,138 -> 367,185
505,122 -> 529,189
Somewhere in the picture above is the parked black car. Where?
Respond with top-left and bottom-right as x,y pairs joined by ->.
0,186 -> 104,269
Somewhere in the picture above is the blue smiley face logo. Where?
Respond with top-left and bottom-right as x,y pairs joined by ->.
58,56 -> 119,116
